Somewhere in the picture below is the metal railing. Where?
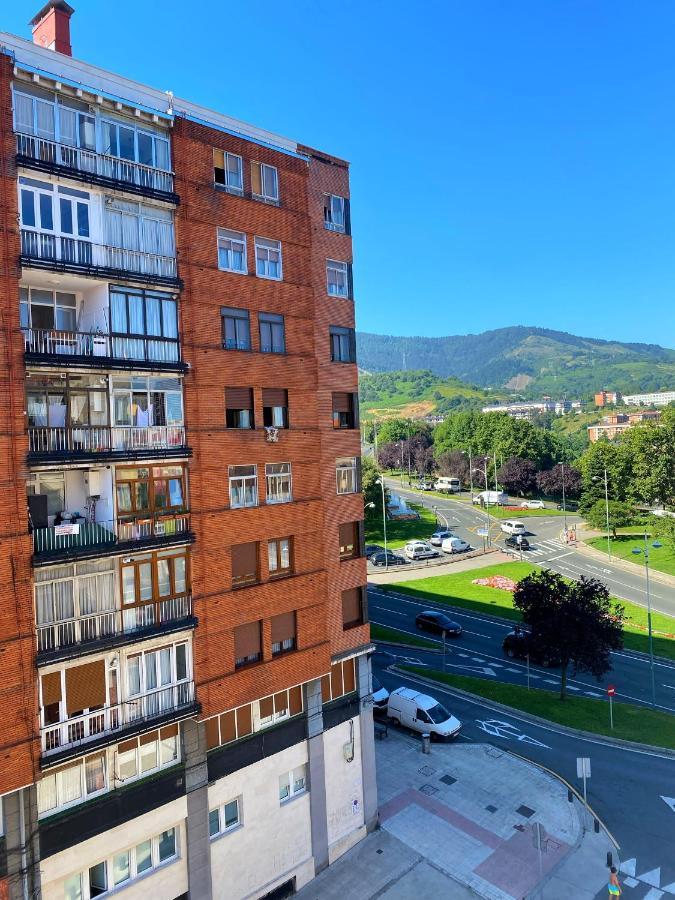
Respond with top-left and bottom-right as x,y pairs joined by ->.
31,513 -> 191,556
36,593 -> 193,654
16,133 -> 175,195
41,680 -> 195,754
23,328 -> 181,365
21,230 -> 177,280
28,425 -> 187,455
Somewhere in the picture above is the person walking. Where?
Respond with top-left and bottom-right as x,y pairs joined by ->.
608,866 -> 621,897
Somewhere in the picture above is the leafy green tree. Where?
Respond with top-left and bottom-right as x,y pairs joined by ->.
513,570 -> 624,699
649,513 -> 675,550
362,457 -> 388,527
621,411 -> 675,507
578,440 -> 630,512
585,499 -> 636,537
375,417 -> 430,447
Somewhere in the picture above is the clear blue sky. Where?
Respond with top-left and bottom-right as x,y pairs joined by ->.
6,0 -> 675,347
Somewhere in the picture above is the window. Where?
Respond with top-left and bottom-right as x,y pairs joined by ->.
336,457 -> 358,494
34,560 -> 116,651
271,611 -> 296,656
125,643 -> 190,705
209,797 -> 242,838
268,537 -> 292,578
217,228 -> 247,274
229,465 -> 258,509
20,177 -> 91,249
120,549 -> 189,631
330,326 -> 356,363
332,392 -> 357,429
116,464 -> 187,519
339,521 -> 362,560
115,725 -> 179,784
259,312 -> 285,353
234,620 -> 262,666
104,198 -> 174,260
255,237 -> 282,280
27,372 -> 109,432
265,463 -> 292,504
100,119 -> 170,170
64,827 -> 178,899
321,658 -> 357,703
204,703 -> 255,750
225,387 -> 254,429
109,286 -> 179,361
204,687 -> 302,750
262,388 -> 288,428
279,765 -> 307,803
342,587 -> 367,629
231,543 -> 259,590
111,375 -> 184,430
221,307 -> 251,351
324,194 -> 348,233
213,149 -> 243,193
20,286 -> 77,332
327,259 -> 352,298
251,161 -> 279,203
37,752 -> 106,817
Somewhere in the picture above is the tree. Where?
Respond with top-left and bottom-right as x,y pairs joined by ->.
496,457 -> 537,496
377,442 -> 404,471
437,450 -> 470,485
585,499 -> 636,537
513,570 -> 624,699
578,440 -> 630,513
651,513 -> 675,550
361,457 -> 388,526
535,465 -> 583,499
621,412 -> 675,507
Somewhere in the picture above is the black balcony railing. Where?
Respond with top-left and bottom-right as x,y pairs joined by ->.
27,425 -> 188,463
23,327 -> 182,369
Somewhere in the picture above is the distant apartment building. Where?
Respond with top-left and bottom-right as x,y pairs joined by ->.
594,390 -> 621,407
587,411 -> 661,442
482,399 -> 581,420
622,390 -> 675,407
0,4 -> 375,898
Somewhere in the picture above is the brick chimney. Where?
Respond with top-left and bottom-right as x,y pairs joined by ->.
30,1 -> 74,56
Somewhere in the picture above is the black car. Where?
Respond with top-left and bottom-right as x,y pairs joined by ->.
371,551 -> 408,567
415,610 -> 463,637
365,544 -> 385,559
502,627 -> 556,666
505,535 -> 530,551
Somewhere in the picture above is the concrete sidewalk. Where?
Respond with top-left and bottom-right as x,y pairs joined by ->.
368,549 -> 512,586
296,731 -> 614,900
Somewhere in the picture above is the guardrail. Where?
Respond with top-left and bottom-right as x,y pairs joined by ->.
28,425 -> 187,456
24,328 -> 181,365
32,513 -> 191,556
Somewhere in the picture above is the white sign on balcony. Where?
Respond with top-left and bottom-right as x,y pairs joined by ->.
54,523 -> 80,536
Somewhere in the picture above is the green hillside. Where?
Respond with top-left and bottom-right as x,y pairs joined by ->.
359,370 -> 505,418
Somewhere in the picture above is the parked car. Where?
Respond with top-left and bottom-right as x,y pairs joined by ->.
404,540 -> 440,560
504,534 -> 530,551
502,627 -> 556,666
414,480 -> 436,491
500,520 -> 526,535
520,499 -> 545,509
415,610 -> 462,637
472,490 -> 508,506
370,551 -> 408,567
430,529 -> 455,546
372,677 -> 390,716
365,544 -> 385,559
441,536 -> 471,554
387,687 -> 462,740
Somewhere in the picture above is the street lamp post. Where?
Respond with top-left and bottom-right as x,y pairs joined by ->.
632,536 -> 662,709
558,462 -> 568,534
376,477 -> 388,572
592,469 -> 612,561
472,459 -> 491,548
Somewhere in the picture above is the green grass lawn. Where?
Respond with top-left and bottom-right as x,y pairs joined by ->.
365,502 -> 439,547
370,623 -> 440,649
400,666 -> 675,749
586,534 -> 675,578
387,562 -> 675,661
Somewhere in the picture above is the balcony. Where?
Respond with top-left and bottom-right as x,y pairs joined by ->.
37,594 -> 195,664
28,425 -> 190,464
42,680 -> 196,759
20,230 -> 180,289
16,133 -> 179,205
23,328 -> 186,374
32,513 -> 194,565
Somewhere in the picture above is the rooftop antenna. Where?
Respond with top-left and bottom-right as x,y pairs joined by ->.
165,90 -> 174,115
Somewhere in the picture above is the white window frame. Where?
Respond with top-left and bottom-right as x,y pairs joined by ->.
324,193 -> 346,232
336,457 -> 358,495
115,728 -> 180,785
279,765 -> 307,804
252,162 -> 279,204
255,237 -> 283,281
37,752 -> 107,818
214,150 -> 244,193
268,537 -> 291,578
19,177 -> 91,242
326,259 -> 349,297
209,797 -> 242,839
217,228 -> 247,274
125,641 -> 191,700
229,465 -> 259,509
265,463 -> 292,504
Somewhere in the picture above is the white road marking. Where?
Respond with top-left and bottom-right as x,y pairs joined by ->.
543,679 -> 558,685
474,718 -> 550,749
505,667 -> 521,673
642,887 -> 664,899
446,663 -> 496,677
623,877 -> 639,888
638,867 -> 661,888
620,859 -> 636,877
584,691 -> 602,698
471,657 -> 486,663
661,796 -> 675,813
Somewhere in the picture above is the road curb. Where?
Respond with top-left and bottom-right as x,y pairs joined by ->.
388,664 -> 675,758
575,540 -> 675,588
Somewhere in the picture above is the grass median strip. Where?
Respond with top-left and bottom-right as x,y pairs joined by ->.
586,534 -> 675,578
400,665 -> 675,750
370,623 -> 440,649
385,561 -> 675,662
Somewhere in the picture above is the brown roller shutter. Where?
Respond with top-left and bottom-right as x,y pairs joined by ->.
339,522 -> 356,557
330,663 -> 344,698
343,658 -> 356,694
117,738 -> 138,755
271,611 -> 295,644
236,704 -> 252,737
234,621 -> 261,659
160,723 -> 178,740
321,674 -> 331,703
259,695 -> 273,719
341,588 -> 363,628
232,543 -> 258,580
262,388 -> 287,407
332,392 -> 351,413
289,686 -> 302,716
41,672 -> 62,706
251,161 -> 262,196
220,711 -> 236,743
226,387 -> 253,409
274,691 -> 288,714
65,660 -> 106,715
139,729 -> 159,746
205,717 -> 220,750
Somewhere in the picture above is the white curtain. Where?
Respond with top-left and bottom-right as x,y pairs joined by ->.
14,93 -> 34,134
59,107 -> 77,146
35,99 -> 56,140
35,580 -> 74,625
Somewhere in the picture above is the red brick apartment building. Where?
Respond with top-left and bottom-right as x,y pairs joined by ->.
0,4 -> 375,897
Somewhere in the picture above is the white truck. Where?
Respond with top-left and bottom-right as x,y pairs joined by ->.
387,687 -> 462,740
472,490 -> 508,506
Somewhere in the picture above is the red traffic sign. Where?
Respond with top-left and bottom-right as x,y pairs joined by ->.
607,685 -> 616,697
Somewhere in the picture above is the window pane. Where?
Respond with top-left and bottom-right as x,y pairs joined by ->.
176,643 -> 187,681
117,747 -> 138,780
39,192 -> 54,230
157,559 -> 171,597
21,189 -> 35,227
119,126 -> 135,161
268,541 -> 278,572
88,861 -> 107,896
137,132 -> 154,167
224,799 -> 239,829
140,739 -> 158,773
279,773 -> 291,802
174,556 -> 187,593
209,809 -> 220,837
113,850 -> 131,885
136,839 -> 152,874
160,733 -> 178,765
64,873 -> 83,900
158,828 -> 176,862
85,755 -> 106,795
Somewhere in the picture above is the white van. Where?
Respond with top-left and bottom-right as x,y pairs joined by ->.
435,477 -> 461,493
404,540 -> 439,560
387,687 -> 461,740
472,490 -> 508,506
501,520 -> 526,535
441,536 -> 470,554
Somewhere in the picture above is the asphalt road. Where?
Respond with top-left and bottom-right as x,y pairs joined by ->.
383,481 -> 675,616
373,659 -> 675,899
